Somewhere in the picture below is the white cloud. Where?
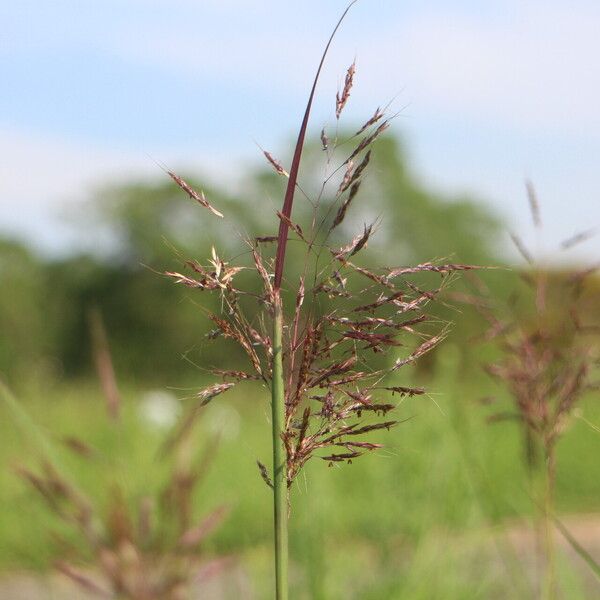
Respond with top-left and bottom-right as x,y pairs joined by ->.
0,129 -> 146,251
0,128 -> 243,254
390,4 -> 600,135
10,2 -> 598,136
105,1 -> 600,137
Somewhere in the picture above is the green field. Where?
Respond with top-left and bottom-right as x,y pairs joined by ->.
2,354 -> 599,599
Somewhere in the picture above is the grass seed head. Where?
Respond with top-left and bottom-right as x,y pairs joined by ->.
163,39 -> 474,491
336,61 -> 356,119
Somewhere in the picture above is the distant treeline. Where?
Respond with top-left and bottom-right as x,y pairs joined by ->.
2,134 -> 594,387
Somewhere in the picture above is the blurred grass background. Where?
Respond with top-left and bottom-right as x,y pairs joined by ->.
2,371 -> 599,598
1,133 -> 599,598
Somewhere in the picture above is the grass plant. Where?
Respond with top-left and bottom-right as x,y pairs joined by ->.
164,4 -> 473,597
1,313 -> 229,599
474,184 -> 600,598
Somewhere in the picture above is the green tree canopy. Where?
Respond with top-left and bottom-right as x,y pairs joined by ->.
0,133 -> 504,383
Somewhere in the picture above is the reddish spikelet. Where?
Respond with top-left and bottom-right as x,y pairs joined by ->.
197,382 -> 235,406
257,461 -> 273,489
339,150 -> 371,195
379,385 -> 426,397
294,407 -> 311,455
290,326 -> 314,399
320,127 -> 329,151
342,420 -> 398,435
336,61 -> 356,119
386,262 -> 475,278
338,160 -> 355,194
252,248 -> 274,303
394,290 -> 436,314
355,107 -> 385,135
332,223 -> 374,258
88,308 -> 120,421
345,263 -> 393,287
395,314 -> 429,330
165,271 -> 203,288
256,235 -> 278,243
347,121 -> 390,163
331,182 -> 359,231
337,441 -> 383,450
341,330 -> 401,351
316,357 -> 359,379
212,369 -> 260,381
510,233 -> 534,264
263,150 -> 289,177
209,315 -> 263,376
277,211 -> 307,242
308,355 -> 357,388
169,255 -> 244,292
335,314 -> 426,332
560,228 -> 597,250
525,179 -> 541,228
330,151 -> 371,231
314,282 -> 352,298
63,436 -> 96,459
343,389 -> 372,405
168,171 -> 223,218
322,451 -> 361,463
393,334 -> 445,370
248,325 -> 272,353
353,290 -> 404,313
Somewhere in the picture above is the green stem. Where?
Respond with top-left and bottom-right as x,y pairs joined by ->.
542,446 -> 557,600
267,7 -> 359,596
271,294 -> 288,600
530,436 -> 558,600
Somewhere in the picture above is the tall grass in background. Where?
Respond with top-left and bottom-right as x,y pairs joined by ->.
0,312 -> 230,599
470,185 -> 600,598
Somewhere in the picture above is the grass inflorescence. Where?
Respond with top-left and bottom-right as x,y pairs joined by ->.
164,4 -> 473,597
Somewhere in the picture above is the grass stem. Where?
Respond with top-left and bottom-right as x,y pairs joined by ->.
542,447 -> 557,600
271,293 -> 289,599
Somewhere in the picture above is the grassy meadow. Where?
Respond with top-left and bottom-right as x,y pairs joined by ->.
2,351 -> 599,598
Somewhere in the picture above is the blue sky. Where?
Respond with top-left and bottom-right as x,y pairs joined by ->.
2,0 -> 599,261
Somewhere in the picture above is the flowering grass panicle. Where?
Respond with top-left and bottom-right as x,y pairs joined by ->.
474,184 -> 600,599
165,5 -> 473,597
165,75 -> 473,491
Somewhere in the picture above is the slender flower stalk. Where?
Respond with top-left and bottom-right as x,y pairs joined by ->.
271,294 -> 288,599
